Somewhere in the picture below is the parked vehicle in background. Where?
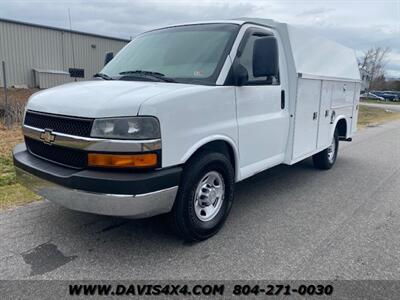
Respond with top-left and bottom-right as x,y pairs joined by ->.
360,92 -> 385,101
371,91 -> 399,101
390,91 -> 400,101
13,18 -> 361,241
383,91 -> 400,101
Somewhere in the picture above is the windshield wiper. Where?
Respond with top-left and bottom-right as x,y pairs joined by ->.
93,73 -> 113,80
118,70 -> 176,82
119,70 -> 165,76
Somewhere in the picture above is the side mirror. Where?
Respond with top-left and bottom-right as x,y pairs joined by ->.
233,63 -> 249,86
104,52 -> 114,66
253,37 -> 278,78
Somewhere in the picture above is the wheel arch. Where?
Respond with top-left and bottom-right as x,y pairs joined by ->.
180,136 -> 240,181
332,116 -> 349,138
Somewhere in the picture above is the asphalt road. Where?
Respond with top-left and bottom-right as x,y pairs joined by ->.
360,101 -> 400,112
1,120 -> 400,280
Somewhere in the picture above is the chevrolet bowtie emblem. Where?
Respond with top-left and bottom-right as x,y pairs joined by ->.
40,129 -> 56,145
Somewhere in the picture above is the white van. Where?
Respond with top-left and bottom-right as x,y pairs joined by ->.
13,18 -> 361,241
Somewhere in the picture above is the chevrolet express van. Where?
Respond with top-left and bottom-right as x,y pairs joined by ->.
13,18 -> 361,241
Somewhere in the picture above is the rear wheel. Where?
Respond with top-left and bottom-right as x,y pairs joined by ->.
312,129 -> 339,170
169,151 -> 235,241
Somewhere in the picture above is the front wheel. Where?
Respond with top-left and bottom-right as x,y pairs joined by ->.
169,151 -> 235,242
312,130 -> 339,170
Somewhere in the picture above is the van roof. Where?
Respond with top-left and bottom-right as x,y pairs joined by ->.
151,18 -> 361,82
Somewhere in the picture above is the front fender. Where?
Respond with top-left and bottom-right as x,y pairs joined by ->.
139,85 -> 238,178
180,135 -> 240,181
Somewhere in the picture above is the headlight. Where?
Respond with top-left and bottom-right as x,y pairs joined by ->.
91,117 -> 161,140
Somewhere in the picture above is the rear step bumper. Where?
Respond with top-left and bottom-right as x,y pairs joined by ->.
339,137 -> 352,142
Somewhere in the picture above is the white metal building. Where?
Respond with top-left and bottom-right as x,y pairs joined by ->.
0,18 -> 129,88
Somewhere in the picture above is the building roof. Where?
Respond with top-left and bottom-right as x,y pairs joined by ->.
0,17 -> 130,42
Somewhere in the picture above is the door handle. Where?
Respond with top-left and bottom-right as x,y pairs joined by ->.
313,112 -> 318,120
281,90 -> 285,109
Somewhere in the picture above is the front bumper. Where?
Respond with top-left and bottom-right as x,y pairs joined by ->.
13,143 -> 182,218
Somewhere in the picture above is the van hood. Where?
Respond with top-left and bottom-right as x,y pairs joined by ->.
27,80 -> 191,118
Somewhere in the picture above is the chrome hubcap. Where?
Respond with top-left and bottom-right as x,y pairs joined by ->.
194,171 -> 225,222
327,136 -> 336,163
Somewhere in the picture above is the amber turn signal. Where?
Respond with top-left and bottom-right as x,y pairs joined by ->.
88,153 -> 158,168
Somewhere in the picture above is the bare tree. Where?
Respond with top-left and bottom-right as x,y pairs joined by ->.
358,48 -> 374,71
358,47 -> 391,90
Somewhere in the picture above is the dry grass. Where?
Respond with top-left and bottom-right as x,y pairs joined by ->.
358,105 -> 400,128
0,87 -> 38,125
360,99 -> 400,105
0,124 -> 23,154
0,89 -> 42,211
0,124 -> 41,210
0,87 -> 38,109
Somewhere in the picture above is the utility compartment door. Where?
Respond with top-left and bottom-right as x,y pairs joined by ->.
293,78 -> 321,159
317,81 -> 333,148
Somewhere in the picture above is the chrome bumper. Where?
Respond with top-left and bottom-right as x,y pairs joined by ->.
15,167 -> 178,218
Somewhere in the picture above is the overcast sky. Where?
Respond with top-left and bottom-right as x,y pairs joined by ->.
1,0 -> 399,77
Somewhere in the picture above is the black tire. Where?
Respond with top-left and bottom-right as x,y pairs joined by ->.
169,150 -> 235,242
312,129 -> 339,170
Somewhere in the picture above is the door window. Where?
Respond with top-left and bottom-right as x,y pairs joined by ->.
236,30 -> 280,85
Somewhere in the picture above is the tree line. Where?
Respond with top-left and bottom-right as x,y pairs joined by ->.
359,47 -> 399,91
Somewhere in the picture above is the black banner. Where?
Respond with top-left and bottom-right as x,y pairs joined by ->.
1,280 -> 400,299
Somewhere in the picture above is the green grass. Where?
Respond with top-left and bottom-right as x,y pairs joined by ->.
0,166 -> 41,211
0,153 -> 41,211
0,184 -> 41,210
0,155 -> 16,186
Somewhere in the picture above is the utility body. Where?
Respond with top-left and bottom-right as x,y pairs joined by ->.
13,18 -> 361,241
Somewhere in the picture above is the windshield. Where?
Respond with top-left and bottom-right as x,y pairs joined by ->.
101,23 -> 239,85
